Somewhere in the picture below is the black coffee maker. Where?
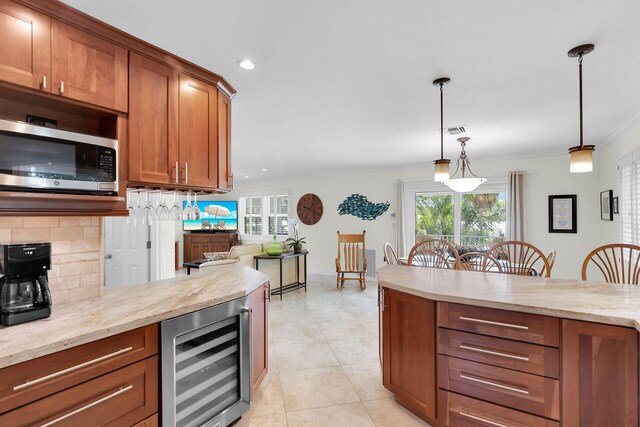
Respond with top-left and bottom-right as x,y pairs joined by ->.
0,243 -> 52,326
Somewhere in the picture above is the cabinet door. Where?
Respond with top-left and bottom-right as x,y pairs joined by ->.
562,319 -> 638,427
51,20 -> 128,111
188,243 -> 203,261
0,0 -> 50,91
248,283 -> 269,396
382,288 -> 436,422
129,53 -> 178,184
178,75 -> 218,189
217,90 -> 232,191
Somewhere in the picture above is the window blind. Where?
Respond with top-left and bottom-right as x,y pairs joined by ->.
619,150 -> 640,244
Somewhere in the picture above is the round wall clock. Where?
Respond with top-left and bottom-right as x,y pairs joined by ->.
297,193 -> 323,225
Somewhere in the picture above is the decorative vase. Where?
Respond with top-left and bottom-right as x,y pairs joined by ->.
266,235 -> 283,256
293,244 -> 303,254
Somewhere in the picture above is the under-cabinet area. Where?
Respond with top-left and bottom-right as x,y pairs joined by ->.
377,266 -> 640,427
0,265 -> 269,427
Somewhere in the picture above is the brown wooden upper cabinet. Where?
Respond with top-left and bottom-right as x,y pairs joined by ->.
0,1 -> 128,112
0,0 -> 51,91
178,75 -> 219,189
129,53 -> 179,184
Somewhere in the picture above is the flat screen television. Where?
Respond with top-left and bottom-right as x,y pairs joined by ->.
183,200 -> 238,232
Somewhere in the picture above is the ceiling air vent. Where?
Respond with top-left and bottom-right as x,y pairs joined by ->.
446,126 -> 467,135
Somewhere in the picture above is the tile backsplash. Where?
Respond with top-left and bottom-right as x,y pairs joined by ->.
0,217 -> 102,305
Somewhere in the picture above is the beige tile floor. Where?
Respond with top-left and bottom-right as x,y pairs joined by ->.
233,274 -> 430,427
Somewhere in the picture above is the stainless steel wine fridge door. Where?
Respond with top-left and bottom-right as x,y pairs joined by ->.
161,296 -> 251,427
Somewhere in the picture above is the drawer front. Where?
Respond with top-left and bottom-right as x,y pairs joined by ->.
0,324 -> 158,414
438,329 -> 560,379
438,303 -> 560,347
132,413 -> 158,427
189,235 -> 213,243
0,356 -> 158,426
438,390 -> 559,427
438,355 -> 560,420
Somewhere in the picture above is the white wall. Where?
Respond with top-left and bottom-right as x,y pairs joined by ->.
229,153 -> 609,280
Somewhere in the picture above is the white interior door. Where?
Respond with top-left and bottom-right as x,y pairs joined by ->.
103,217 -> 150,289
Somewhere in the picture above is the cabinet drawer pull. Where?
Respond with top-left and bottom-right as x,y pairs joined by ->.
459,373 -> 529,395
39,385 -> 133,427
13,347 -> 133,391
459,411 -> 509,427
459,344 -> 530,361
459,316 -> 529,330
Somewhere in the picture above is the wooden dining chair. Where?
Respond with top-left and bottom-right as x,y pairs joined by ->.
336,230 -> 367,289
581,243 -> 640,284
408,238 -> 459,269
538,250 -> 556,278
483,241 -> 551,277
457,252 -> 486,271
383,243 -> 398,266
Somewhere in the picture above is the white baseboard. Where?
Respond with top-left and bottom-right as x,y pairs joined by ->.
308,268 -> 377,279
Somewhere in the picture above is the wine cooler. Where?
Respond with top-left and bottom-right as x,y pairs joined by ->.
161,296 -> 251,427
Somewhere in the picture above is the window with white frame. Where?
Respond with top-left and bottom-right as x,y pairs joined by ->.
619,150 -> 640,244
239,193 -> 289,236
405,178 -> 507,250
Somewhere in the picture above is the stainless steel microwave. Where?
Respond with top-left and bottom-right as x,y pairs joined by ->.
0,118 -> 118,195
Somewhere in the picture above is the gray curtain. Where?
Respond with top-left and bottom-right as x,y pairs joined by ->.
507,171 -> 526,241
396,180 -> 406,257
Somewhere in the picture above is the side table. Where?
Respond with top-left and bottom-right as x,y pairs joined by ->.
254,250 -> 308,301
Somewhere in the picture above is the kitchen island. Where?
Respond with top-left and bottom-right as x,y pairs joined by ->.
0,264 -> 269,426
377,265 -> 640,427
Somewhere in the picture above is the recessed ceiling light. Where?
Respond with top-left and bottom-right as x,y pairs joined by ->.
262,168 -> 268,172
244,175 -> 249,179
237,59 -> 255,70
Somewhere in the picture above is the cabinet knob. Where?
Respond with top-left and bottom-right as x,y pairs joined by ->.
104,254 -> 113,260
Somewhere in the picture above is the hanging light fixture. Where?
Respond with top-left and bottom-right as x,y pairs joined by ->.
567,44 -> 595,173
433,77 -> 451,182
444,137 -> 487,192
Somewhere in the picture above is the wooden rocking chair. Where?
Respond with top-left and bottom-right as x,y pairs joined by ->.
336,230 -> 367,289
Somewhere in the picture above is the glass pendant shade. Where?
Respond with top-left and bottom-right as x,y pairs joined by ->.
569,145 -> 595,173
434,159 -> 450,182
444,177 -> 487,193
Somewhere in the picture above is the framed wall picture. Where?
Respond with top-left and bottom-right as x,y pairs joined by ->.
548,194 -> 577,233
600,190 -> 613,221
613,196 -> 619,215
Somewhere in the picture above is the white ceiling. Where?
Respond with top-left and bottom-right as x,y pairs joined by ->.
63,0 -> 640,180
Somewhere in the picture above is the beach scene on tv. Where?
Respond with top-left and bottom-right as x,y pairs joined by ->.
183,201 -> 238,231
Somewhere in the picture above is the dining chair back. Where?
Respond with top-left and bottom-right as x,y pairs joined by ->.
538,250 -> 557,278
383,243 -> 398,266
457,252 -> 486,271
581,243 -> 640,284
483,241 -> 551,278
336,230 -> 367,289
408,238 -> 459,269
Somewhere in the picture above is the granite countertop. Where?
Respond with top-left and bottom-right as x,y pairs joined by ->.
377,265 -> 640,331
0,264 -> 269,369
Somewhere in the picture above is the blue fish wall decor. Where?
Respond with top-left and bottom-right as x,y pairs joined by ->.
338,194 -> 390,221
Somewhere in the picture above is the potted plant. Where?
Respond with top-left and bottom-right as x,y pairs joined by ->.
286,221 -> 306,254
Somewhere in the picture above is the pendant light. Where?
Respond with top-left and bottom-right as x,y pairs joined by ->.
567,44 -> 595,173
433,77 -> 451,182
444,137 -> 487,192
